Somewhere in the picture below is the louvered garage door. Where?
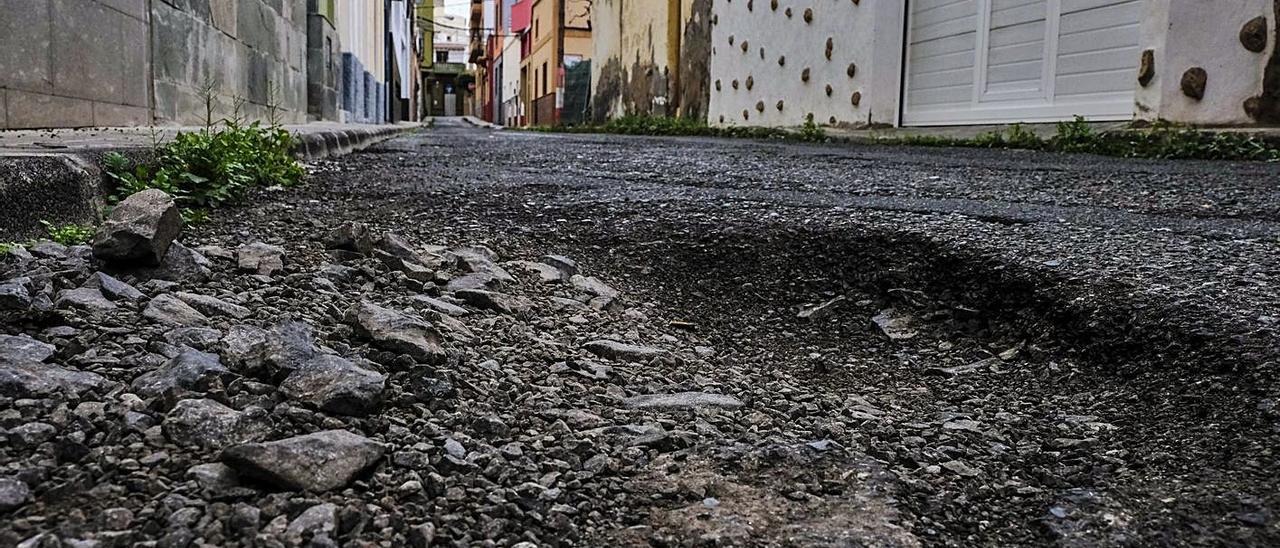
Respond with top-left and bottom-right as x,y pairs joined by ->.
903,0 -> 1142,126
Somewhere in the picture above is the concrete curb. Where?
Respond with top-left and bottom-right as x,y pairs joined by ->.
0,123 -> 420,240
462,116 -> 502,130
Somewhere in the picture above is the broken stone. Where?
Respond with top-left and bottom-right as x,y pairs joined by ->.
454,288 -> 533,315
623,392 -> 744,411
539,254 -> 578,278
582,340 -> 675,364
54,287 -> 117,313
798,295 -> 845,320
92,189 -> 182,265
143,294 -> 210,327
1138,49 -> 1155,87
130,349 -> 231,398
505,260 -> 563,283
0,334 -> 56,364
0,361 -> 111,398
163,327 -> 224,351
1181,67 -> 1207,100
445,272 -> 498,292
135,242 -> 213,283
346,301 -> 446,363
286,503 -> 339,539
222,430 -> 385,492
0,279 -> 31,310
174,292 -> 251,319
0,477 -> 30,512
163,398 -> 270,449
374,249 -> 435,282
872,308 -> 918,341
570,275 -> 619,299
409,295 -> 469,317
237,242 -> 286,276
83,272 -> 145,302
324,222 -> 376,254
219,325 -> 271,373
280,354 -> 386,416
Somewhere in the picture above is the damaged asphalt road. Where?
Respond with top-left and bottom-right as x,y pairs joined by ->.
4,118 -> 1278,546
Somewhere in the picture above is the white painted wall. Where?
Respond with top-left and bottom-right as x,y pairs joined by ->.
1136,0 -> 1272,125
708,0 -> 902,128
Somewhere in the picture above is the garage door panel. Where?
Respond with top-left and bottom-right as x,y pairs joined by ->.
904,0 -> 1138,126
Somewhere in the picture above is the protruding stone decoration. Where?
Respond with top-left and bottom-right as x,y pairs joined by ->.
778,55 -> 786,67
803,8 -> 813,23
801,68 -> 811,83
825,84 -> 833,96
747,0 -> 752,10
715,79 -> 722,91
1181,67 -> 1207,100
785,7 -> 792,17
847,63 -> 857,78
825,38 -> 834,60
732,79 -> 740,90
770,0 -> 777,10
776,100 -> 784,111
755,100 -> 765,112
759,47 -> 765,59
1241,16 -> 1268,53
829,116 -> 837,124
1245,96 -> 1264,119
742,109 -> 750,120
741,40 -> 749,53
1138,49 -> 1155,87
729,35 -> 735,45
851,91 -> 862,107
746,76 -> 754,90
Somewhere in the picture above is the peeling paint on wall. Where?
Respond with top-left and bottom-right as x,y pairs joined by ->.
590,0 -> 712,122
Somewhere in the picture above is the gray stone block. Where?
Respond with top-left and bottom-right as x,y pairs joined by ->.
151,4 -> 197,84
1,90 -> 7,129
92,102 -> 150,126
98,0 -> 147,20
0,0 -> 53,94
210,0 -> 236,37
6,90 -> 94,129
51,0 -> 125,104
120,14 -> 151,107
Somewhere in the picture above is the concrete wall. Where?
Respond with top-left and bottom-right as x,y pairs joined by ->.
590,0 -> 713,122
151,0 -> 308,126
707,0 -> 901,128
0,0 -> 151,129
1136,0 -> 1274,126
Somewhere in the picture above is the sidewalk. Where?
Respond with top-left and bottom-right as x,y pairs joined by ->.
0,121 -> 425,240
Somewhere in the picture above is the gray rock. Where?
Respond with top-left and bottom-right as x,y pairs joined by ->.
454,289 -> 533,315
222,430 -> 385,492
219,325 -> 272,373
0,280 -> 31,310
83,272 -> 145,302
281,354 -> 385,416
237,242 -> 286,276
9,422 -> 57,447
0,477 -> 30,511
582,340 -> 675,364
570,275 -> 620,298
130,349 -> 230,398
265,321 -> 321,373
445,272 -> 499,292
539,254 -> 579,278
324,222 -> 376,254
623,392 -> 744,411
409,295 -> 469,317
286,503 -> 338,538
163,399 -> 270,449
346,302 -> 445,364
408,523 -> 437,548
872,308 -> 918,341
175,292 -> 251,319
92,189 -> 181,265
163,327 -> 224,351
798,295 -> 846,320
143,294 -> 210,327
187,462 -> 245,494
0,361 -> 110,398
28,241 -> 68,259
136,242 -> 213,283
54,287 -> 118,313
0,334 -> 56,364
374,249 -> 435,283
505,261 -> 564,283
377,232 -> 440,268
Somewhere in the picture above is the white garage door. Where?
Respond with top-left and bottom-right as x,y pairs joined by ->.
903,0 -> 1142,126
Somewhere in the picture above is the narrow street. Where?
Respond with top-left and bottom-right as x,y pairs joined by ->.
4,120 -> 1279,546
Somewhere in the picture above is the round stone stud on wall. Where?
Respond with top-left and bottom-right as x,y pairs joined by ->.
1137,50 -> 1154,87
732,79 -> 740,90
825,84 -> 833,96
847,63 -> 857,78
756,101 -> 765,112
741,40 -> 749,53
729,35 -> 735,45
801,68 -> 811,82
747,0 -> 753,11
851,91 -> 862,107
715,80 -> 722,91
778,55 -> 786,67
804,8 -> 813,23
825,38 -> 834,60
1241,16 -> 1268,53
785,7 -> 792,17
1181,67 -> 1207,100
776,100 -> 785,111
743,109 -> 750,120
760,47 -> 765,59
746,76 -> 754,90
770,0 -> 777,10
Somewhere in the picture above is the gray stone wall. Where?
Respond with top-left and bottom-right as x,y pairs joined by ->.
306,12 -> 340,121
0,0 -> 151,129
151,0 -> 308,125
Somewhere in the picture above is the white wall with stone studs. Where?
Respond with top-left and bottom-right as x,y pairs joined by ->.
708,0 -> 900,128
1135,0 -> 1274,126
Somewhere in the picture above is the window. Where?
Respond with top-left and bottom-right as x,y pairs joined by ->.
535,19 -> 539,39
436,51 -> 449,63
541,62 -> 548,96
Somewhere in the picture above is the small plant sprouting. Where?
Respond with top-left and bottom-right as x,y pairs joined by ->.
39,220 -> 95,246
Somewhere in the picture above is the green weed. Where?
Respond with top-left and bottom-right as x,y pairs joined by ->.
39,221 -> 95,246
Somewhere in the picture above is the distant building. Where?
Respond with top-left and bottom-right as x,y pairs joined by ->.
520,0 -> 592,126
423,5 -> 473,117
0,0 -> 422,129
